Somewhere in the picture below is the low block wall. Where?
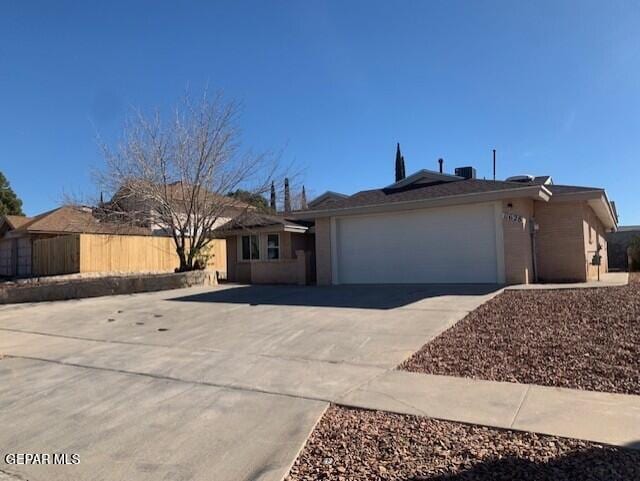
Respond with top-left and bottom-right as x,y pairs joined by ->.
0,270 -> 217,305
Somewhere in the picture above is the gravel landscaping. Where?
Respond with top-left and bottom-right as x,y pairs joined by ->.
400,273 -> 640,395
287,405 -> 640,481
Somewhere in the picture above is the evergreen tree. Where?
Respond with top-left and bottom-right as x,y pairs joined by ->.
227,189 -> 269,211
283,178 -> 291,213
270,181 -> 276,212
300,185 -> 308,210
395,143 -> 406,182
0,171 -> 24,216
400,155 -> 406,179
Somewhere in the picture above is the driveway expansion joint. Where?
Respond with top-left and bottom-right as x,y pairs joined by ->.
509,384 -> 532,428
3,354 -> 335,407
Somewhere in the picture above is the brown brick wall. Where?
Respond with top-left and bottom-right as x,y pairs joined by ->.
502,199 -> 534,284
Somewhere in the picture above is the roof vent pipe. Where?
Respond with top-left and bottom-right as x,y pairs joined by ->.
438,158 -> 444,173
493,149 -> 496,181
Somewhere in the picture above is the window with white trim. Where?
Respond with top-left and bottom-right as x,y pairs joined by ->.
241,235 -> 260,260
267,234 -> 280,260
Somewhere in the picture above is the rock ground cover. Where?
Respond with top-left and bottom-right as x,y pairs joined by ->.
399,273 -> 640,395
286,405 -> 640,481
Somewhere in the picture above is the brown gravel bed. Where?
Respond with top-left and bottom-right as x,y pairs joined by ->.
287,405 -> 640,481
399,273 -> 640,395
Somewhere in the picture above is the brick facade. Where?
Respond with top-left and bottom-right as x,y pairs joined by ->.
534,200 -> 610,282
502,198 -> 534,284
225,231 -> 312,285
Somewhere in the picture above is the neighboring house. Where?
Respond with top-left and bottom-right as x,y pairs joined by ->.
106,181 -> 250,236
606,225 -> 640,271
0,206 -> 151,277
0,204 -> 228,278
221,167 -> 617,285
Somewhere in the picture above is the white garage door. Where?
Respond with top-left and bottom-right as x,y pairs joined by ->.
334,202 -> 501,284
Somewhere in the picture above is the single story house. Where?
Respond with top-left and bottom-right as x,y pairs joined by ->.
221,167 -> 617,285
106,180 -> 250,236
0,205 -> 227,278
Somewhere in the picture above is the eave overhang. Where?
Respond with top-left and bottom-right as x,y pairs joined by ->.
217,223 -> 309,237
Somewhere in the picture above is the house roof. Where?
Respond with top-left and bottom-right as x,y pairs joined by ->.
6,206 -> 154,236
307,191 -> 349,209
218,211 -> 310,235
296,178 -> 548,213
532,175 -> 553,185
384,169 -> 463,189
110,181 -> 252,212
288,171 -> 617,230
2,215 -> 32,229
545,184 -> 603,195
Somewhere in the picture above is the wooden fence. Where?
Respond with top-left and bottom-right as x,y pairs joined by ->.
32,235 -> 81,276
32,234 -> 226,277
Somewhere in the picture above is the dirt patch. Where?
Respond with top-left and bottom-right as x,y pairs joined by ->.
399,273 -> 640,395
287,405 -> 640,481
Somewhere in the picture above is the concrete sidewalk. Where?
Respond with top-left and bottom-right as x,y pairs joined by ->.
337,370 -> 640,447
507,272 -> 629,290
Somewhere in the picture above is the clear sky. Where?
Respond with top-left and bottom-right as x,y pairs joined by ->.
1,1 -> 639,223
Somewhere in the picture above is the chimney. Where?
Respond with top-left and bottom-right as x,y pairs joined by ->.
438,158 -> 444,173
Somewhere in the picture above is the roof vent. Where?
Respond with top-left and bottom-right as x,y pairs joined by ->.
454,166 -> 476,179
506,175 -> 535,183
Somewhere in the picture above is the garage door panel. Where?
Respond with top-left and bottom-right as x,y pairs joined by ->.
335,203 -> 498,284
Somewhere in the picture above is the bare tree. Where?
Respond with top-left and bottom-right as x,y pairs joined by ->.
95,92 -> 282,271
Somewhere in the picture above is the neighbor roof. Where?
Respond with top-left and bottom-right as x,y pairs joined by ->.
2,215 -> 32,229
8,206 -> 153,236
110,181 -> 251,212
218,211 -> 310,234
307,191 -> 349,209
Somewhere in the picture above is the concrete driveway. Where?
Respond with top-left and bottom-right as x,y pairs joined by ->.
0,283 -> 499,481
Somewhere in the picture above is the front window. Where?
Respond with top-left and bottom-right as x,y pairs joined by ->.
267,234 -> 280,260
241,235 -> 260,260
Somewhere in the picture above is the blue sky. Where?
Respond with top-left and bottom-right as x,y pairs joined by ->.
1,1 -> 639,223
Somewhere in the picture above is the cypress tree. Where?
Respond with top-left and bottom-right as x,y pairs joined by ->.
270,181 -> 276,212
283,178 -> 291,213
395,143 -> 406,182
300,185 -> 308,210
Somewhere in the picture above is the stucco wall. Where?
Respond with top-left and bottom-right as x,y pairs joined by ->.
502,198 -> 534,284
314,217 -> 332,286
